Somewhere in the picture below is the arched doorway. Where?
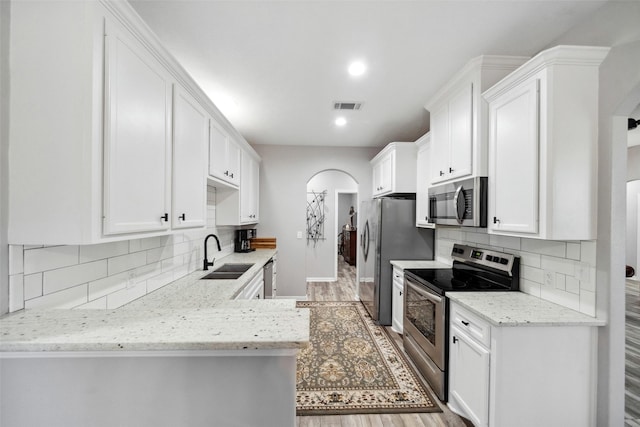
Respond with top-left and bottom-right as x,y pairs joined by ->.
306,169 -> 358,300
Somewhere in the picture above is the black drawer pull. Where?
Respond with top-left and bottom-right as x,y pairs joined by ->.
161,213 -> 168,222
461,320 -> 469,326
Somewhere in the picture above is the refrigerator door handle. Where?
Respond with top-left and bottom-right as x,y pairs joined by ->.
362,220 -> 370,262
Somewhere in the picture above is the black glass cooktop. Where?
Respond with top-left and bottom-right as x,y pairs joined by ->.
404,262 -> 517,296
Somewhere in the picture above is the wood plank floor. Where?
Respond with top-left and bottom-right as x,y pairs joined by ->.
300,257 -> 469,427
627,278 -> 640,426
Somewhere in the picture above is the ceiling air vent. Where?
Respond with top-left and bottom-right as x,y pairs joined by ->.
333,102 -> 363,111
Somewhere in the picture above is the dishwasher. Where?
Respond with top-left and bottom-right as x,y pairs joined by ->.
263,258 -> 274,299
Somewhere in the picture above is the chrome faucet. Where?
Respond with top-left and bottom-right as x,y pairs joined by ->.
203,234 -> 221,270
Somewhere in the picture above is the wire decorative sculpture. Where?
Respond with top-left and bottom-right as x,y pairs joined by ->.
307,190 -> 327,246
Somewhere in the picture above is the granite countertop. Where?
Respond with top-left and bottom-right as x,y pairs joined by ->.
0,249 -> 310,353
390,260 -> 452,270
447,292 -> 606,327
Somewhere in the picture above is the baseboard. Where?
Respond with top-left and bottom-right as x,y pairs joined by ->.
306,277 -> 336,282
273,295 -> 308,301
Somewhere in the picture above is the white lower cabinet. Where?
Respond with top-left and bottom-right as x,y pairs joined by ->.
236,270 -> 264,300
448,301 -> 597,427
391,266 -> 404,333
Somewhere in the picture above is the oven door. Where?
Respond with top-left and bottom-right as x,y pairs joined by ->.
403,276 -> 446,370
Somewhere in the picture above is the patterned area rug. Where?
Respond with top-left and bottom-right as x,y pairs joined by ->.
296,301 -> 441,415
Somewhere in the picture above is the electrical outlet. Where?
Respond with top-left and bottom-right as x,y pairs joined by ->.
297,231 -> 303,239
544,270 -> 555,287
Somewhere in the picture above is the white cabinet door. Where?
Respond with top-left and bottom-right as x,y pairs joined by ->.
449,326 -> 490,427
391,268 -> 404,333
430,105 -> 449,184
103,20 -> 172,235
489,78 -> 539,235
448,83 -> 473,180
172,85 -> 208,229
209,121 -> 240,187
416,135 -> 431,227
240,151 -> 259,223
372,158 -> 384,195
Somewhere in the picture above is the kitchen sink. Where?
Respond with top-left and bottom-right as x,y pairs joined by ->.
200,263 -> 254,280
212,263 -> 254,273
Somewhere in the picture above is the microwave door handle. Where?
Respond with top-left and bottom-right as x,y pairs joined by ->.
453,185 -> 465,224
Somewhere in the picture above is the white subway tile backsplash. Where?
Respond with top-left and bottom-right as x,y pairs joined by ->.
9,245 -> 24,275
566,276 -> 580,295
24,273 -> 43,300
108,252 -> 147,276
522,265 -> 543,284
43,260 -> 108,295
147,271 -> 174,293
106,282 -> 147,309
521,239 -> 566,258
511,250 -> 541,268
555,273 -> 566,290
146,244 -> 175,264
581,241 -> 597,264
464,231 -> 490,245
79,241 -> 129,263
580,290 -> 596,316
520,279 -> 541,297
566,243 -> 581,261
489,235 -> 521,251
540,286 -> 580,312
76,297 -> 107,309
88,272 -> 128,301
129,236 -> 162,253
9,275 -> 24,312
23,245 -> 79,275
541,255 -> 576,276
25,285 -> 88,309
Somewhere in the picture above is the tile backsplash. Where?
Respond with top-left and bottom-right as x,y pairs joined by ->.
7,186 -> 235,312
436,227 -> 597,316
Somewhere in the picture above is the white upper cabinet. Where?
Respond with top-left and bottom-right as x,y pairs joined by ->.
371,142 -> 417,197
240,151 -> 260,223
209,121 -> 241,188
415,133 -> 433,228
484,45 -> 610,240
172,85 -> 208,229
216,148 -> 261,226
103,19 -> 173,235
7,1 -> 259,245
425,56 -> 529,185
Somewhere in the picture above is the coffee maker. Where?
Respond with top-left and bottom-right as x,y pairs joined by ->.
234,229 -> 256,253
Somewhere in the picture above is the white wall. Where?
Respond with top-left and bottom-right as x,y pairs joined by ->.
0,0 -> 9,315
548,1 -> 640,423
627,180 -> 640,274
306,171 -> 357,280
337,193 -> 357,231
6,186 -> 236,312
253,144 -> 379,298
629,145 -> 640,181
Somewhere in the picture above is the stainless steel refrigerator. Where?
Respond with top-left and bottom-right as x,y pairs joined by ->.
358,197 -> 435,325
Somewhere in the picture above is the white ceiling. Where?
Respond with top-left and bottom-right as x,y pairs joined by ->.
130,0 -> 609,148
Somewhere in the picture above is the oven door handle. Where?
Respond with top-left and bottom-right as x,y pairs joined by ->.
406,277 -> 442,304
453,184 -> 465,224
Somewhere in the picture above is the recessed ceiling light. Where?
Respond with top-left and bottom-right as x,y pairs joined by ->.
335,117 -> 347,127
348,61 -> 366,77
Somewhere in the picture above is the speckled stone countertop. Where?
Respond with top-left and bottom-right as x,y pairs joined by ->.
390,260 -> 451,270
0,249 -> 310,352
448,292 -> 606,327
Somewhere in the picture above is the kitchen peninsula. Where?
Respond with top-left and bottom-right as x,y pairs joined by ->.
0,249 -> 309,427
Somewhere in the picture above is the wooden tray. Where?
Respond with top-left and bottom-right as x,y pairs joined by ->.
250,237 -> 276,249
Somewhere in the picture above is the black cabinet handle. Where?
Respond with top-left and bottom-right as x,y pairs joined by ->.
230,173 -> 234,178
493,217 -> 500,224
449,167 -> 454,173
453,336 -> 458,344
179,213 -> 186,221
461,320 -> 469,326
161,213 -> 168,222
399,291 -> 402,296
224,170 -> 229,176
439,170 -> 444,176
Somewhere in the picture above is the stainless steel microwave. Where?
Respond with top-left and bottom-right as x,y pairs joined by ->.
428,177 -> 487,227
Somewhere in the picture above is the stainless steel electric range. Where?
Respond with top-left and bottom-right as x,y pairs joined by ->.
402,243 -> 520,401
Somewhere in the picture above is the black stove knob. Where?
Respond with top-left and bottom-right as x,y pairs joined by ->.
486,255 -> 494,262
500,258 -> 509,265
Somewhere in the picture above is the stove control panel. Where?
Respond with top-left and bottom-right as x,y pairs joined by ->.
451,244 -> 518,276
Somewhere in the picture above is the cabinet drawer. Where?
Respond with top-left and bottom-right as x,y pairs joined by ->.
451,303 -> 491,348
